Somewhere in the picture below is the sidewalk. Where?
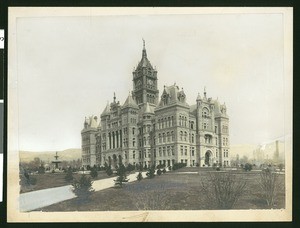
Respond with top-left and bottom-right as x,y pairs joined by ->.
19,171 -> 148,212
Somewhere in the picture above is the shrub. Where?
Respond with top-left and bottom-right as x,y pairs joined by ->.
90,167 -> 98,179
136,172 -> 143,181
244,163 -> 252,171
65,167 -> 74,182
157,169 -> 162,176
162,168 -> 166,174
278,163 -> 284,172
38,165 -> 45,174
200,172 -> 246,209
106,165 -> 113,176
216,167 -> 220,171
29,176 -> 37,185
114,163 -> 129,188
156,164 -> 165,169
146,165 -> 155,178
258,169 -> 280,208
126,163 -> 135,172
72,175 -> 94,202
172,163 -> 187,170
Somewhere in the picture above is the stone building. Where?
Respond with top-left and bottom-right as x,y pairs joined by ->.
81,41 -> 230,169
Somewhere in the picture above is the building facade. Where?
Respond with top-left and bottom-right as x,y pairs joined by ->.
81,42 -> 230,169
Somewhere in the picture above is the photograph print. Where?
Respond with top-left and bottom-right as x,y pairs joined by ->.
7,7 -> 292,222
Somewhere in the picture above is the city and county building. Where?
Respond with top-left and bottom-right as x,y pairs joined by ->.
81,42 -> 230,169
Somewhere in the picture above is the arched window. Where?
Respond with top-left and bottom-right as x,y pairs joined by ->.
180,131 -> 183,141
202,107 -> 210,118
171,131 -> 174,141
159,134 -> 161,143
184,131 -> 187,141
184,117 -> 187,127
192,134 -> 194,143
163,133 -> 166,143
167,132 -> 170,142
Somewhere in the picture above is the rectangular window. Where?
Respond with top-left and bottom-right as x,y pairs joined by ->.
184,146 -> 187,155
180,146 -> 183,156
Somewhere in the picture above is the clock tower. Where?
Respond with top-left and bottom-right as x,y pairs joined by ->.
132,40 -> 159,107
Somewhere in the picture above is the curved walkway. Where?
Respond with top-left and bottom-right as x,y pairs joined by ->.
19,171 -> 148,212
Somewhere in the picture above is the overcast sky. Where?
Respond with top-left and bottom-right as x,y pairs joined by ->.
14,11 -> 288,151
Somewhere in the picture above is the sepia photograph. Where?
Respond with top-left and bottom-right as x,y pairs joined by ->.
7,7 -> 292,222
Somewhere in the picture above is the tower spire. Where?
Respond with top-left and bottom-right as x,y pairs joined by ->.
113,92 -> 116,103
142,38 -> 147,58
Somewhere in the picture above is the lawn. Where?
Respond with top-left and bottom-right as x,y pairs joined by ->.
38,168 -> 285,211
21,171 -> 117,193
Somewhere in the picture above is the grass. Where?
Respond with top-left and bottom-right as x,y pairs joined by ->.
38,168 -> 285,211
21,171 -> 116,193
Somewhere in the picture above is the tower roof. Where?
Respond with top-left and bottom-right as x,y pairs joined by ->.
101,102 -> 110,116
122,93 -> 139,109
137,39 -> 154,69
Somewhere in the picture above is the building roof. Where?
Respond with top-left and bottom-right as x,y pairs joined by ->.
122,93 -> 139,109
84,116 -> 98,129
143,102 -> 155,114
101,102 -> 110,116
157,84 -> 189,108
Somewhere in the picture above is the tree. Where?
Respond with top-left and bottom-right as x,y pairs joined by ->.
200,172 -> 246,209
65,167 -> 74,182
72,175 -> 94,202
114,163 -> 129,188
259,169 -> 280,208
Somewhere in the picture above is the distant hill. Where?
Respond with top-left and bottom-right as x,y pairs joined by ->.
19,148 -> 82,163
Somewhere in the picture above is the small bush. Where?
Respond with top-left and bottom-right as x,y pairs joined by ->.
106,165 -> 113,176
114,163 -> 128,188
162,168 -> 166,174
90,167 -> 98,178
65,167 -> 74,182
72,175 -> 94,202
244,163 -> 253,171
38,165 -> 45,174
156,164 -> 165,169
278,163 -> 284,172
157,169 -> 162,176
216,167 -> 220,171
172,163 -> 187,170
136,172 -> 143,181
146,165 -> 155,178
126,163 -> 135,172
29,176 -> 37,185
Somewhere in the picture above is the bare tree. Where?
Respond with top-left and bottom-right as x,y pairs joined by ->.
200,172 -> 247,209
258,169 -> 281,208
